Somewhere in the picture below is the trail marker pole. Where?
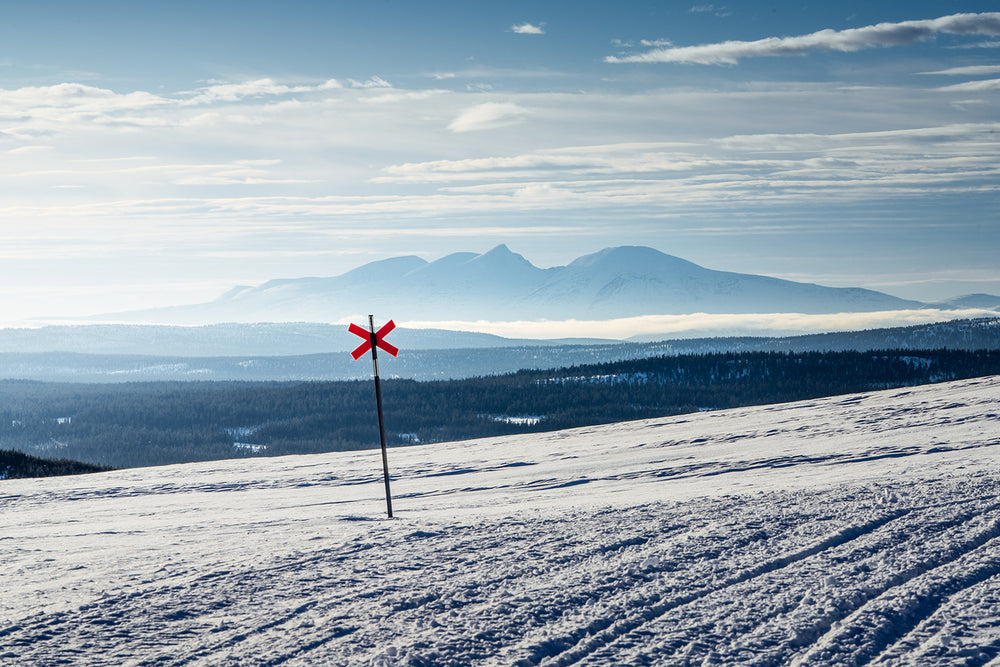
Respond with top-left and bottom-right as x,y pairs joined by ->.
349,316 -> 398,518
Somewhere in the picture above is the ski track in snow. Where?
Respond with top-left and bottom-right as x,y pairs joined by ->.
2,376 -> 1000,665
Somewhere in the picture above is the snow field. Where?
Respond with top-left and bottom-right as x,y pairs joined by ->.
2,376 -> 1000,665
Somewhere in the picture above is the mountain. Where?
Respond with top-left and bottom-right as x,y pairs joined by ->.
525,246 -> 924,317
0,322 -> 615,357
91,245 -> 933,325
929,293 -> 1000,311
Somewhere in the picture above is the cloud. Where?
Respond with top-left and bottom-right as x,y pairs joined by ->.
382,122 -> 1000,183
0,83 -> 166,112
376,143 -> 727,184
953,40 -> 1000,49
347,76 -> 392,89
919,65 -> 1000,76
511,23 -> 545,35
185,78 -> 342,104
936,78 -> 1000,92
399,309 -> 999,340
689,5 -> 731,18
606,12 -> 1000,64
364,122 -> 1000,218
0,78 -> 353,138
0,76 -> 389,140
448,102 -> 528,132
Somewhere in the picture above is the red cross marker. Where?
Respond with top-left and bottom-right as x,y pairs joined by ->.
349,319 -> 398,360
348,315 -> 399,518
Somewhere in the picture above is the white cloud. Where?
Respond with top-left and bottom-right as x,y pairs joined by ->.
920,65 -> 1000,76
399,309 -> 999,340
606,12 -> 1000,64
379,124 -> 1000,200
511,23 -> 545,35
363,89 -> 446,104
6,145 -> 53,155
185,78 -> 343,104
0,83 -> 167,112
448,102 -> 528,132
186,79 -> 293,103
348,76 -> 392,88
953,40 -> 1000,49
936,78 -> 1000,92
0,78 -> 356,138
688,5 -> 731,18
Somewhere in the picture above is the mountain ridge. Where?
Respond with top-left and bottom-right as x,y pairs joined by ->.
84,245 -> 992,325
0,318 -> 996,383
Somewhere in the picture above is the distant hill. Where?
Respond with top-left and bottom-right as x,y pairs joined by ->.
929,294 -> 1000,311
0,317 -> 996,383
0,449 -> 113,480
88,245 -> 936,325
0,322 -> 614,357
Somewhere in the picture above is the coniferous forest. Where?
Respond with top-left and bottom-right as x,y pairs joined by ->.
1,348 -> 998,471
0,449 -> 113,480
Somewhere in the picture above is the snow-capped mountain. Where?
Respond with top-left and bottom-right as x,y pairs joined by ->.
98,245 -> 928,324
930,293 -> 1000,311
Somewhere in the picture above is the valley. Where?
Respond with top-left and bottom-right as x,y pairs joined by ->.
2,376 -> 999,664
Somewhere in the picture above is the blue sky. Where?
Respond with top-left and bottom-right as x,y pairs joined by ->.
1,1 -> 998,325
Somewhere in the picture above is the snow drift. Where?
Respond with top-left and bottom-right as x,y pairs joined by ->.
3,376 -> 1000,665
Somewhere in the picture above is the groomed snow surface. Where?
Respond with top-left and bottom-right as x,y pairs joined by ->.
3,376 -> 1000,666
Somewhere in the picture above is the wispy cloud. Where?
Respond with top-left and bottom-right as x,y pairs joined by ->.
606,12 -> 1000,64
936,78 -> 1000,92
184,78 -> 342,104
688,5 -> 731,18
400,309 -> 998,340
0,83 -> 167,115
448,102 -> 528,132
511,22 -> 545,35
920,64 -> 1000,76
347,76 -> 392,89
379,124 -> 1000,207
953,40 -> 1000,49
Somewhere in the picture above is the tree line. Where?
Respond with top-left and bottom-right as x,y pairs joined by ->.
0,448 -> 113,479
1,348 -> 998,470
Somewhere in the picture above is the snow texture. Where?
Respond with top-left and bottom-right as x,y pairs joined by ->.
3,376 -> 1000,665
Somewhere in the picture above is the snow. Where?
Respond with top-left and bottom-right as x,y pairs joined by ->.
2,376 -> 1000,665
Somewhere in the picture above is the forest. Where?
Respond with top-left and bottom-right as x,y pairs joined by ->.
0,448 -> 112,480
1,348 -> 999,470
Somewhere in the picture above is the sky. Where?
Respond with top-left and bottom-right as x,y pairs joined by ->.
1,0 -> 998,325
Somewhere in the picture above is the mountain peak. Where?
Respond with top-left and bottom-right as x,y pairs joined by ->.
472,244 -> 537,269
568,246 -> 702,274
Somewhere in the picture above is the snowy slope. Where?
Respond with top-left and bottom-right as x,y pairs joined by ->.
3,376 -> 1000,665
